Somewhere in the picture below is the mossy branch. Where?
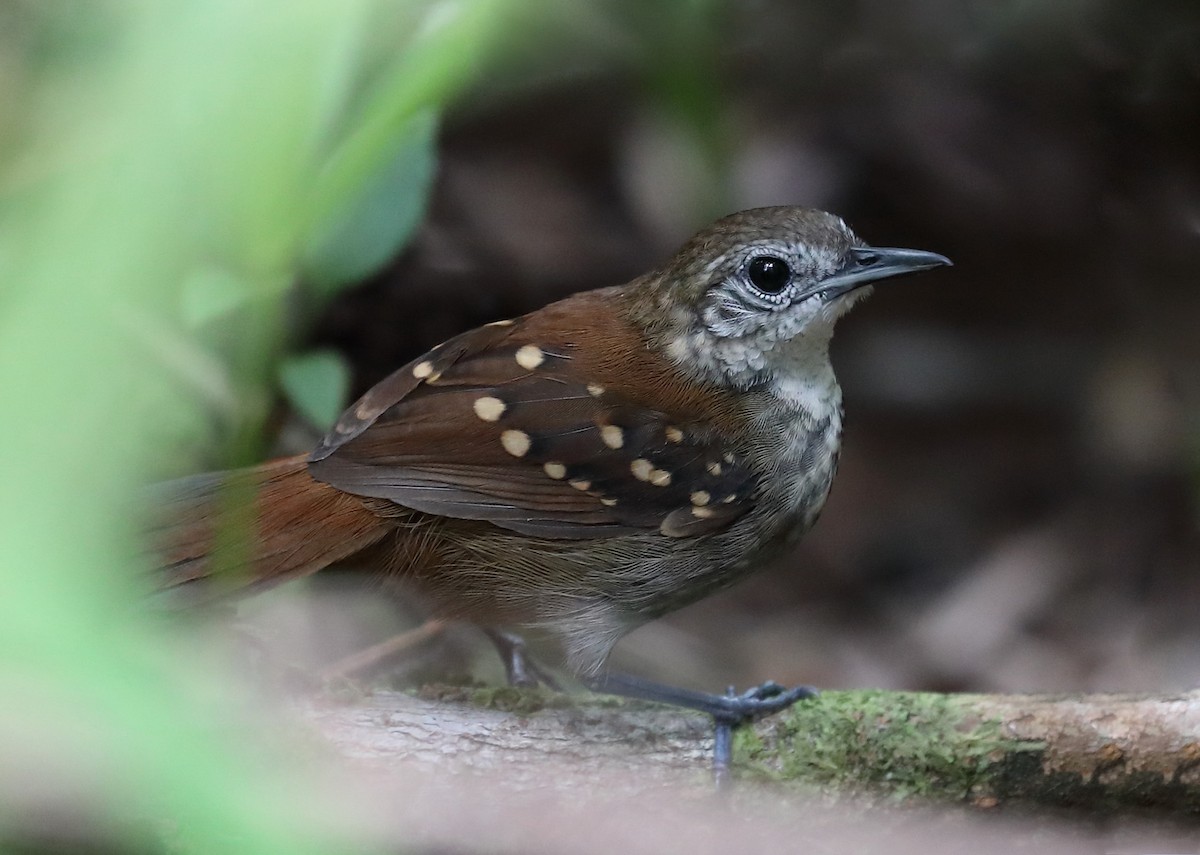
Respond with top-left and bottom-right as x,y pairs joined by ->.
303,686 -> 1200,815
741,690 -> 1200,812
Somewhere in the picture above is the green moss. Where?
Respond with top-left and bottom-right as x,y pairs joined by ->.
737,691 -> 1038,802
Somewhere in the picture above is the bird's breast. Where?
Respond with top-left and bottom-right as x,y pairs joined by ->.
743,372 -> 845,540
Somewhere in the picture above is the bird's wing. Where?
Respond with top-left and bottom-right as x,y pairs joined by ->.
309,315 -> 755,540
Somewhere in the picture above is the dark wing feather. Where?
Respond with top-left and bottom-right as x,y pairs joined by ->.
309,316 -> 756,540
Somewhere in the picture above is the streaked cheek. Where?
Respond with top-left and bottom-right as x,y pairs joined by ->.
701,292 -> 759,339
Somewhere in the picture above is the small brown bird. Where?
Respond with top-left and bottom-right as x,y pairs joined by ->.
155,206 -> 949,749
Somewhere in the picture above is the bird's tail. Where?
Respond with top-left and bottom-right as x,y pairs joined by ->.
149,453 -> 390,606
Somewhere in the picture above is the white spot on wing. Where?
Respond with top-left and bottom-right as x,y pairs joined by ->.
412,360 -> 434,379
473,396 -> 506,422
600,425 -> 624,449
501,430 -> 531,457
515,345 -> 545,370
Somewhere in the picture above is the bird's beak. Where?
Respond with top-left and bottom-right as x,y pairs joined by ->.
808,246 -> 952,300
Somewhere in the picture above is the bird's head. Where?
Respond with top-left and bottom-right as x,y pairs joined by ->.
632,207 -> 951,389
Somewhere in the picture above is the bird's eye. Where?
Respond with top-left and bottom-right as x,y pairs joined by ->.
747,256 -> 791,295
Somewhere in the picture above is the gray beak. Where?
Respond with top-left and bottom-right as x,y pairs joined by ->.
810,246 -> 952,300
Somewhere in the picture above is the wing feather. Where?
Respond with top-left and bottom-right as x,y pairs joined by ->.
309,310 -> 756,539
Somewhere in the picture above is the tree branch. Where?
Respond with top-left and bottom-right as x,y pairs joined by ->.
302,686 -> 1200,813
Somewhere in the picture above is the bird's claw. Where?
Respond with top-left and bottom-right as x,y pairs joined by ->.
712,682 -> 818,792
713,681 -> 818,725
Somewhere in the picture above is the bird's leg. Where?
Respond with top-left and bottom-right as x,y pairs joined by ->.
483,628 -> 561,690
583,671 -> 817,721
712,686 -> 737,793
319,619 -> 447,682
581,671 -> 817,783
482,630 -> 815,783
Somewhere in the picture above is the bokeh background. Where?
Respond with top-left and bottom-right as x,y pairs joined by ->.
1,0 -> 1197,851
301,0 -> 1200,697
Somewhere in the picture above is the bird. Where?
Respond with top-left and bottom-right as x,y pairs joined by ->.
153,206 -> 950,763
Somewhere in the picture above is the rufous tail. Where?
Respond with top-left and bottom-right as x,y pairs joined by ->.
149,453 -> 390,606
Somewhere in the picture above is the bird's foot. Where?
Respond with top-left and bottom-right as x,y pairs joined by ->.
580,671 -> 817,790
709,682 -> 818,791
483,628 -> 562,690
711,680 -> 818,724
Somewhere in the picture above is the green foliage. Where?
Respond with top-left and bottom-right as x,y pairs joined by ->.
279,349 -> 353,431
302,110 -> 439,292
0,1 -> 511,851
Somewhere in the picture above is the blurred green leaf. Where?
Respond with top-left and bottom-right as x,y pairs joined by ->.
180,266 -> 257,328
305,0 -> 505,234
0,0 -> 514,851
279,349 -> 352,430
302,110 -> 437,292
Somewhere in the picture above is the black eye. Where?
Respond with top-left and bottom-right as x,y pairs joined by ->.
747,256 -> 791,295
